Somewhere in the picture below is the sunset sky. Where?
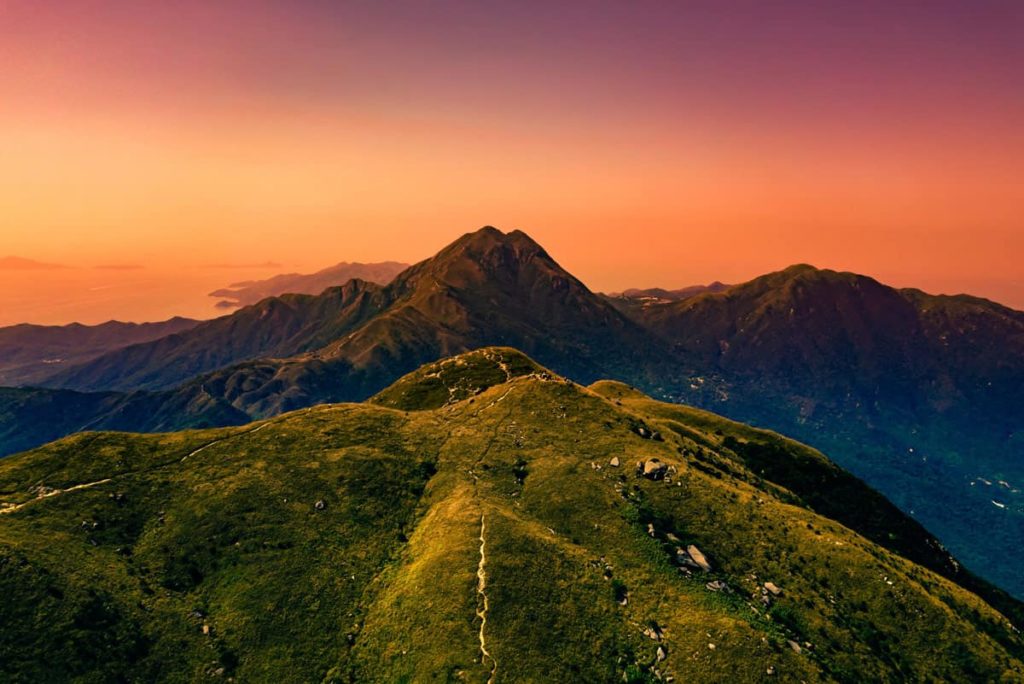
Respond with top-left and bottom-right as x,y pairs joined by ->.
1,0 -> 1022,325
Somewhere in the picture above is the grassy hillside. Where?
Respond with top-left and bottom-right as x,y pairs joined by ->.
1,349 -> 1022,682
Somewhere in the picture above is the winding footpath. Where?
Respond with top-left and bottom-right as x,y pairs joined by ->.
2,419 -> 278,515
180,421 -> 270,463
476,513 -> 497,684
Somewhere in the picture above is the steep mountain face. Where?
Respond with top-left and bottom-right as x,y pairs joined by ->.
621,264 -> 1024,597
40,279 -> 392,392
209,260 -> 409,308
322,227 -> 661,381
0,317 -> 199,386
1,350 -> 1021,683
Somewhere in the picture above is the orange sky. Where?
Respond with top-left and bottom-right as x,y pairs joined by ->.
1,1 -> 1022,325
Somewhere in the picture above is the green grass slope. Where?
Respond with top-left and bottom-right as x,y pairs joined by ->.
1,349 -> 1022,683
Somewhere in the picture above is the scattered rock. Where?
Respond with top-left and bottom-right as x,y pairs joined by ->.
787,640 -> 802,654
202,624 -> 211,636
656,646 -> 666,662
642,459 -> 668,480
643,627 -> 661,641
610,456 -> 620,467
685,545 -> 712,572
647,523 -> 656,537
314,499 -> 326,511
707,643 -> 716,650
764,582 -> 782,596
705,580 -> 728,593
766,666 -> 776,676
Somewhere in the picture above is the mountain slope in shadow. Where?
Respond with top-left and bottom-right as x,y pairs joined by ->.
0,317 -> 199,387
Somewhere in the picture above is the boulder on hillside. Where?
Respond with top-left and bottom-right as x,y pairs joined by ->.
642,459 -> 668,480
682,544 -> 712,572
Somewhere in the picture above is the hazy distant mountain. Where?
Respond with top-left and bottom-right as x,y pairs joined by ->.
604,281 -> 732,319
0,256 -> 67,270
209,260 -> 408,308
610,281 -> 731,302
7,228 -> 1024,598
0,317 -> 199,386
2,349 -> 1022,682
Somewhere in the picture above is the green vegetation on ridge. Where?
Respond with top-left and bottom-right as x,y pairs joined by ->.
1,348 -> 1022,682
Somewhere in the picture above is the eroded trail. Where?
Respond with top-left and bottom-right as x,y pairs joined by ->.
482,349 -> 513,382
180,420 -> 270,463
476,513 -> 497,684
0,478 -> 112,515
2,419 -> 277,514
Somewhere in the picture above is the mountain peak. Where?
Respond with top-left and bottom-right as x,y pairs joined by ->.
781,263 -> 820,275
394,226 -> 560,293
450,225 -> 546,255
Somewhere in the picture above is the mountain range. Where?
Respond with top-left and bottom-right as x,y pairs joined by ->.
209,261 -> 409,308
1,349 -> 1022,682
0,317 -> 199,387
1,226 -> 1021,600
